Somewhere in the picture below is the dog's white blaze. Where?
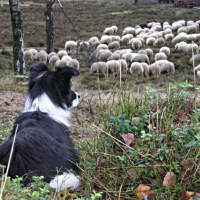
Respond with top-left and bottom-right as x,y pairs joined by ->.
70,92 -> 79,109
23,93 -> 71,127
49,173 -> 80,191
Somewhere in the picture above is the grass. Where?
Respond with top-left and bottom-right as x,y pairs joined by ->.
0,0 -> 200,199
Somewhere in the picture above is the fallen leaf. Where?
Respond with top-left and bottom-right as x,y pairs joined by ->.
182,191 -> 200,200
162,172 -> 176,188
136,184 -> 153,200
121,133 -> 134,146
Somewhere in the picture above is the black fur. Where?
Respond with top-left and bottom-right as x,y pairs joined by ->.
0,62 -> 80,186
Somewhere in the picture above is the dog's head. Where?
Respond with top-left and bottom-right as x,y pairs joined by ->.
25,62 -> 80,113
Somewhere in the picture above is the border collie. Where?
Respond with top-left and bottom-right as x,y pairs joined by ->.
0,62 -> 80,191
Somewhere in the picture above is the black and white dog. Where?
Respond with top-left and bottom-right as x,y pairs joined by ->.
0,62 -> 80,191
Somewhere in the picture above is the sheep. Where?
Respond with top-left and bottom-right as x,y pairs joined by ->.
177,26 -> 187,34
24,50 -> 33,63
194,65 -> 200,72
67,59 -> 80,70
129,38 -> 142,50
29,49 -> 38,57
141,62 -> 149,77
96,44 -> 108,50
153,37 -> 165,46
49,55 -> 60,70
190,54 -> 200,64
155,52 -> 167,61
61,55 -> 72,63
159,47 -> 170,57
107,52 -> 121,61
88,37 -> 100,51
115,49 -> 132,58
174,41 -> 187,52
160,62 -> 175,75
79,41 -> 90,53
145,48 -> 154,59
110,35 -> 120,42
103,27 -> 114,35
120,34 -> 133,46
64,40 -> 77,54
108,41 -> 120,51
131,54 -> 150,65
138,50 -> 147,55
111,25 -> 118,34
48,52 -> 57,61
186,25 -> 198,34
148,63 -> 160,77
155,59 -> 170,67
107,60 -> 121,77
57,50 -> 68,59
122,27 -> 136,36
179,43 -> 199,54
55,60 -> 68,69
33,50 -> 48,64
98,50 -> 112,62
118,59 -> 128,74
186,34 -> 196,43
172,33 -> 187,44
129,62 -> 144,77
100,35 -> 112,45
164,33 -> 174,41
121,53 -> 139,67
146,37 -> 156,46
90,62 -> 108,78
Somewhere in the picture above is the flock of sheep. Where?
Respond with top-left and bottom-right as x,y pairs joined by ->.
24,19 -> 200,79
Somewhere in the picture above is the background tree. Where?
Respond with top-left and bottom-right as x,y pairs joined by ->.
9,0 -> 25,75
46,0 -> 55,53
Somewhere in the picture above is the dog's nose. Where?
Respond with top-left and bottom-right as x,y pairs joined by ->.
78,94 -> 80,99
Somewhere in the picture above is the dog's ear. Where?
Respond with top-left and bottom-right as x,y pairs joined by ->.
56,66 -> 80,79
30,62 -> 48,76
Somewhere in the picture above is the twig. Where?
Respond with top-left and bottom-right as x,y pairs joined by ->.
0,125 -> 18,199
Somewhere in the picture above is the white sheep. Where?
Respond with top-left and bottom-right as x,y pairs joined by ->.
100,35 -> 112,45
145,48 -> 154,59
138,50 -> 147,55
129,62 -> 144,77
57,50 -> 68,59
48,52 -> 57,61
190,54 -> 200,64
153,37 -> 165,46
129,38 -> 142,50
61,55 -> 72,63
141,62 -> 149,77
29,49 -> 38,57
49,55 -> 60,70
64,41 -> 77,54
149,63 -> 160,77
108,41 -> 120,51
55,60 -> 68,69
107,52 -> 121,61
114,49 -> 132,58
186,25 -> 198,34
96,44 -> 108,50
177,26 -> 187,34
155,52 -> 167,61
186,34 -> 196,43
33,50 -> 48,64
90,62 -> 108,78
122,27 -> 136,36
103,27 -> 114,35
110,35 -> 120,42
121,53 -> 139,67
118,59 -> 128,74
159,47 -> 170,57
146,37 -> 156,46
98,50 -> 112,62
179,43 -> 199,54
67,59 -> 80,70
160,62 -> 175,75
194,65 -> 200,72
24,50 -> 33,63
131,54 -> 150,65
88,37 -> 100,51
172,33 -> 187,44
164,33 -> 174,41
120,34 -> 133,46
79,41 -> 90,52
111,25 -> 118,34
107,60 -> 121,77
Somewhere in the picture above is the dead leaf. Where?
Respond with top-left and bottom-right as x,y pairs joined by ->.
162,172 -> 176,188
136,184 -> 153,200
182,191 -> 200,200
121,133 -> 134,146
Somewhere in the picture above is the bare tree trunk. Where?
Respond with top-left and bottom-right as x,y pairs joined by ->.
46,0 -> 55,54
9,0 -> 25,75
